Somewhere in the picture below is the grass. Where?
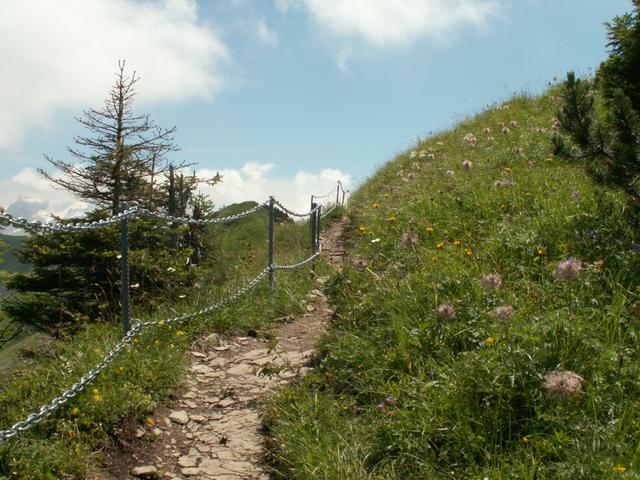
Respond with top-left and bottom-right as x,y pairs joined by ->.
0,206 -> 328,479
265,89 -> 640,478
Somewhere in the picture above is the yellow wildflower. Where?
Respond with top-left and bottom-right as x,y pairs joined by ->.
485,336 -> 496,346
384,193 -> 390,198
522,436 -> 529,444
436,242 -> 445,250
145,417 -> 155,426
536,246 -> 547,256
372,202 -> 380,209
465,249 -> 473,257
176,330 -> 185,337
453,240 -> 461,247
613,465 -> 626,473
387,216 -> 396,224
71,407 -> 79,417
431,256 -> 438,263
359,225 -> 367,234
425,227 -> 434,234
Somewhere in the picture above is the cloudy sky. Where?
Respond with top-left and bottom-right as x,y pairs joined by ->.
0,0 -> 631,222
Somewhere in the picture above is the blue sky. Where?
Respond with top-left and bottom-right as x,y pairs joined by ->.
0,0 -> 632,221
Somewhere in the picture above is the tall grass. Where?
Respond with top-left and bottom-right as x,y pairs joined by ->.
265,91 -> 640,478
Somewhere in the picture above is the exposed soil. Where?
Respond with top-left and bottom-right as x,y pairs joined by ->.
94,217 -> 348,480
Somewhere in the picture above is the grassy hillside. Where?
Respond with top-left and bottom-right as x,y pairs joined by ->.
266,90 -> 640,478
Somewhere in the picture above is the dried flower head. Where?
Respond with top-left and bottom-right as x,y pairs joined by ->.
446,170 -> 455,177
436,303 -> 456,320
493,305 -> 514,321
353,256 -> 369,270
480,273 -> 503,290
463,133 -> 477,146
572,190 -> 581,200
401,231 -> 419,248
427,152 -> 436,161
543,370 -> 584,399
462,160 -> 472,170
510,120 -> 518,128
483,127 -> 491,135
556,257 -> 582,281
494,179 -> 516,188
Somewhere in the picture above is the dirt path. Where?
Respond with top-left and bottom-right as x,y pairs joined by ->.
101,218 -> 348,480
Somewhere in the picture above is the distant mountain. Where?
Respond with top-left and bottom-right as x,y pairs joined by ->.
0,233 -> 29,273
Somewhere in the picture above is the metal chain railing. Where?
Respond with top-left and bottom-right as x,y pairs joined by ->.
272,198 -> 320,218
0,186 -> 339,445
0,207 -> 139,234
0,322 -> 144,443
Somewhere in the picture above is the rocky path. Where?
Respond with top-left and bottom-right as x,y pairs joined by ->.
105,217 -> 348,480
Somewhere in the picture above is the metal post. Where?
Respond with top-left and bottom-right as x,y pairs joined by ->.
310,202 -> 317,255
268,196 -> 275,288
120,202 -> 131,334
336,181 -> 340,206
316,205 -> 322,252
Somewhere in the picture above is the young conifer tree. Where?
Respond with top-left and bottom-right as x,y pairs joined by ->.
39,60 -> 179,214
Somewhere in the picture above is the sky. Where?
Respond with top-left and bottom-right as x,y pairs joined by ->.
0,0 -> 633,223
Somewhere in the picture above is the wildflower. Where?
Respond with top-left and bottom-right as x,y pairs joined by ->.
493,305 -> 514,321
572,190 -> 581,200
358,225 -> 367,234
353,257 -> 369,269
543,370 -> 584,399
436,242 -> 445,250
176,330 -> 186,337
409,150 -> 417,159
384,192 -> 390,198
480,273 -> 503,290
179,294 -> 186,299
427,152 -> 436,161
436,304 -> 456,320
92,388 -> 102,403
501,126 -> 511,135
385,395 -> 396,405
613,465 -> 626,473
145,417 -> 155,426
462,160 -> 472,170
515,146 -> 524,156
372,202 -> 380,209
425,226 -> 434,234
556,257 -> 582,281
522,436 -> 529,445
510,120 -> 518,128
411,162 -> 421,171
370,238 -> 380,243
71,407 -> 79,417
431,256 -> 438,263
446,170 -> 455,177
453,240 -> 461,247
494,179 -> 515,188
465,248 -> 473,257
401,231 -> 419,248
166,267 -> 176,273
483,127 -> 491,135
485,336 -> 496,346
377,402 -> 386,411
536,246 -> 547,256
463,133 -> 477,146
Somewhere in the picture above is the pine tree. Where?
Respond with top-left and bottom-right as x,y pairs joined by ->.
39,61 -> 180,214
554,3 -> 640,205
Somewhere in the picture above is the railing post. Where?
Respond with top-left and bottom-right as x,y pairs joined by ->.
268,196 -> 275,288
310,201 -> 317,255
336,181 -> 340,206
120,202 -> 131,335
316,204 -> 322,252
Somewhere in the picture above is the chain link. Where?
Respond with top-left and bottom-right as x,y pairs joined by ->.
136,202 -> 268,225
0,322 -> 144,444
0,208 -> 139,234
272,199 -> 320,218
272,250 -> 321,270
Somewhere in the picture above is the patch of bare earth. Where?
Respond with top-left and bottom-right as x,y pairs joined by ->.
94,217 -> 348,480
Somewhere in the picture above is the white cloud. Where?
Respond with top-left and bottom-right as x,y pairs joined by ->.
0,164 -> 352,231
0,0 -> 229,150
254,18 -> 279,46
277,0 -> 500,50
195,162 -> 352,215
